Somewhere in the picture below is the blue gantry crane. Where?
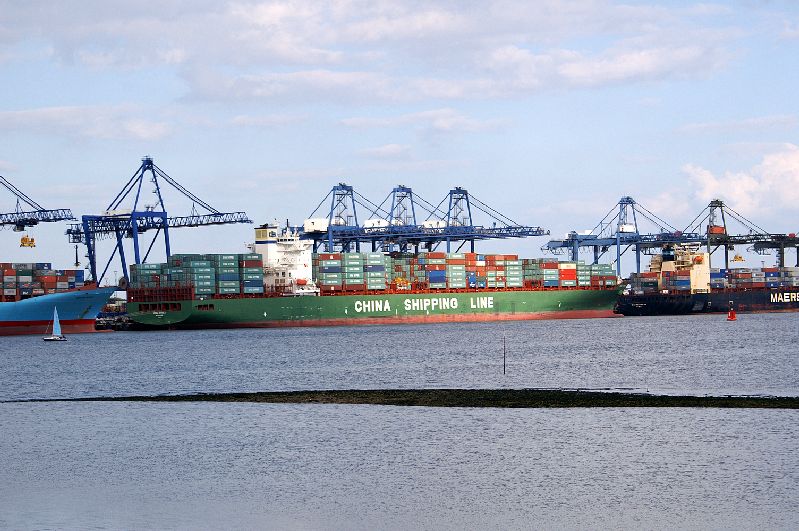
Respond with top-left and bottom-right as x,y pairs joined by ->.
66,157 -> 251,285
544,196 -> 799,275
1,175 -> 74,235
302,183 -> 548,253
684,199 -> 799,268
543,196 -> 700,276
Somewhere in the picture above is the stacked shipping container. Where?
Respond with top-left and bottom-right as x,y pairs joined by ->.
312,252 -> 389,293
311,252 -> 617,291
0,263 -> 85,302
129,253 -> 265,297
629,266 -> 799,293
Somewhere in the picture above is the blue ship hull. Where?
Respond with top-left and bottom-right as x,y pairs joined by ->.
0,287 -> 116,336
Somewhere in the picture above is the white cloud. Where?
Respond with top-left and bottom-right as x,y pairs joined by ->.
781,20 -> 799,40
680,115 -> 798,134
683,143 -> 799,219
359,144 -> 412,160
556,44 -> 725,86
0,105 -> 171,141
342,108 -> 502,133
0,1 -> 744,103
230,113 -> 306,127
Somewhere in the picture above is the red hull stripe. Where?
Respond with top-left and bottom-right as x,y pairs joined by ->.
170,309 -> 620,330
0,319 -> 98,336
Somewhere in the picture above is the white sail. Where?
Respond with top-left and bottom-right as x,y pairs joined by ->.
52,307 -> 62,337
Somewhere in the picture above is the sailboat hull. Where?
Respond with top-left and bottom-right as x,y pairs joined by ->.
0,287 -> 116,337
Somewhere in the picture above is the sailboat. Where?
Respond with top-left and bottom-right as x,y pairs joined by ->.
43,307 -> 67,341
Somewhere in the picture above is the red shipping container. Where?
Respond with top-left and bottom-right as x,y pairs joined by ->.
240,260 -> 264,268
427,265 -> 446,271
446,259 -> 466,265
56,275 -> 68,282
318,253 -> 341,260
427,252 -> 447,259
464,253 -> 477,260
3,269 -> 15,276
541,262 -> 559,269
640,272 -> 658,278
559,270 -> 577,280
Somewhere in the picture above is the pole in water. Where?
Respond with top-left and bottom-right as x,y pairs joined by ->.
503,333 -> 506,375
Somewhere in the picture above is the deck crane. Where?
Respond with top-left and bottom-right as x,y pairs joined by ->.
0,176 -> 74,241
542,196 -> 699,276
302,184 -> 549,253
66,157 -> 251,285
683,199 -> 799,268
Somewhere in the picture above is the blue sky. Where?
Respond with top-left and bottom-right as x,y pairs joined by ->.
1,0 -> 798,273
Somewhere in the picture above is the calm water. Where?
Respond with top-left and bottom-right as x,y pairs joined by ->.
1,313 -> 798,400
2,314 -> 798,529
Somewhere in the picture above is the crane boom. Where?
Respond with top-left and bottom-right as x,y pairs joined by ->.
0,175 -> 74,229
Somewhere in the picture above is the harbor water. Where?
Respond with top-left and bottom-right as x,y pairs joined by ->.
1,313 -> 798,529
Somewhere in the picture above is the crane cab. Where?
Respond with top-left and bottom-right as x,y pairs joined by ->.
20,235 -> 36,248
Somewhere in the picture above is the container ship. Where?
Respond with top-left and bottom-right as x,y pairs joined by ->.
1,262 -> 116,336
126,224 -> 621,330
614,245 -> 799,316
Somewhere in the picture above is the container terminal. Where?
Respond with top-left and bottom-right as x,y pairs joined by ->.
2,157 -> 799,334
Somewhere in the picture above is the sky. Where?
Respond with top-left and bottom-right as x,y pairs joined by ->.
1,0 -> 798,274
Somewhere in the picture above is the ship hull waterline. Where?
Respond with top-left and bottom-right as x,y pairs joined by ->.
128,289 -> 621,330
615,288 -> 799,316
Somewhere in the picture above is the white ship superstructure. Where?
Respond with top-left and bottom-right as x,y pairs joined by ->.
249,222 -> 319,295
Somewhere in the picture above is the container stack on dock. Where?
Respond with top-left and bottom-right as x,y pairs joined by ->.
0,263 -> 85,302
129,253 -> 264,297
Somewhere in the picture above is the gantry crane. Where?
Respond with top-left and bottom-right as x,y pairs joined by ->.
545,196 -> 799,275
302,183 -> 548,253
684,199 -> 799,268
1,176 -> 74,241
543,196 -> 697,276
66,157 -> 251,284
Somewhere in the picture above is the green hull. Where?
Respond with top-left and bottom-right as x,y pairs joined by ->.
128,289 -> 620,329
